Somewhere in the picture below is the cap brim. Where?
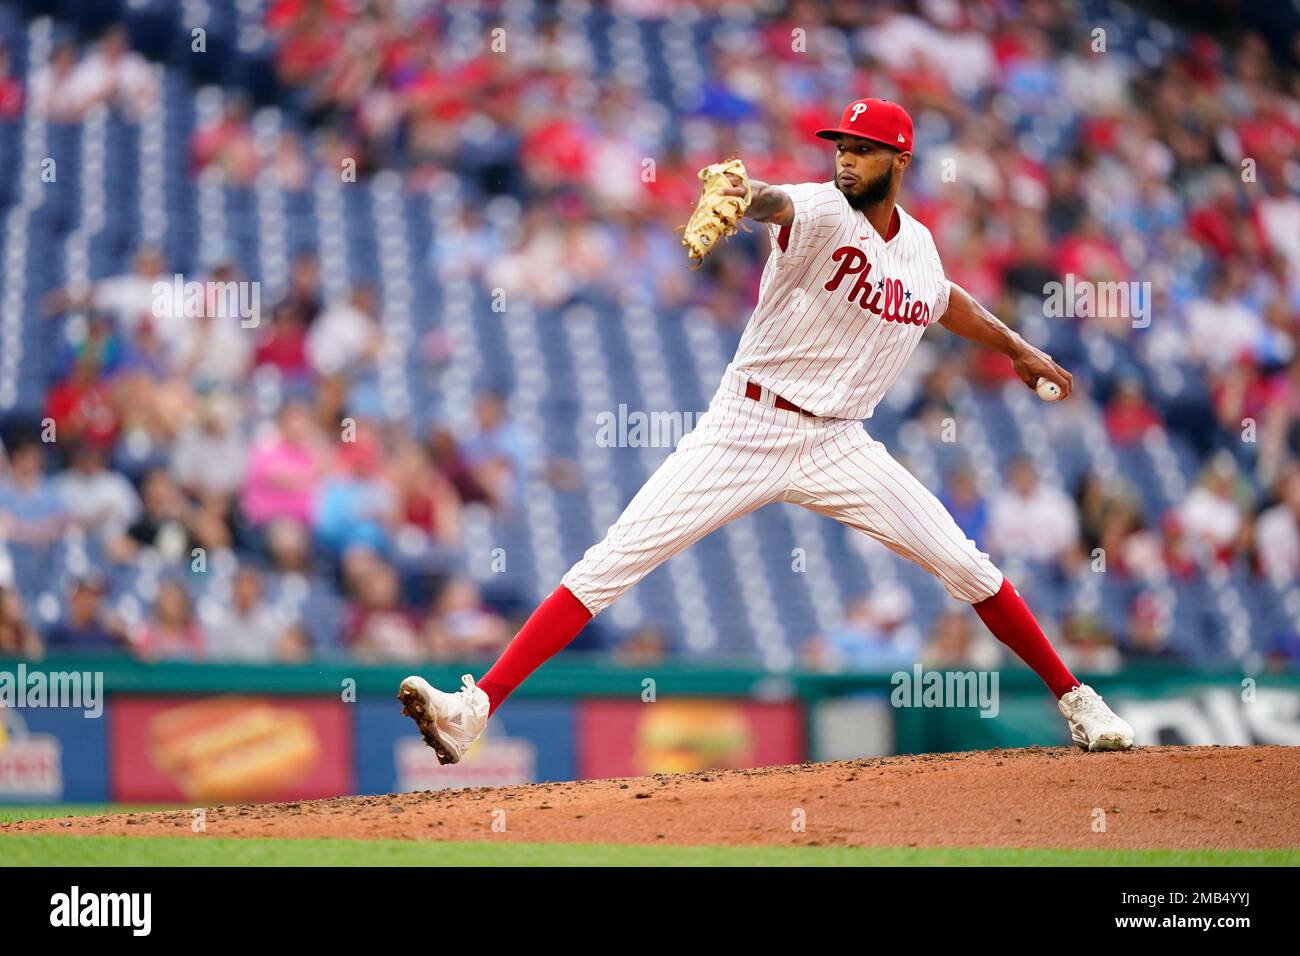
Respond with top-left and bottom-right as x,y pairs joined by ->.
815,128 -> 907,151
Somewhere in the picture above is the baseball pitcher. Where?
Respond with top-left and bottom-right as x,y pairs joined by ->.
399,98 -> 1135,762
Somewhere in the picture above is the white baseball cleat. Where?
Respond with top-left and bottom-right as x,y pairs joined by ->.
397,674 -> 490,765
1058,684 -> 1135,752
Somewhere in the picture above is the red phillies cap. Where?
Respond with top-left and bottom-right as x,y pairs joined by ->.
816,98 -> 914,153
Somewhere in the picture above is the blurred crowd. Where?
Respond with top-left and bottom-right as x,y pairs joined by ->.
1,232 -> 532,662
1,0 -> 1298,671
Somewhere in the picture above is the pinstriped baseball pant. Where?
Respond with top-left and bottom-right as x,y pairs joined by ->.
561,367 -> 1005,615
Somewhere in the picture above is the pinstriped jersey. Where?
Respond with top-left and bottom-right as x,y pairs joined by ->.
733,181 -> 951,420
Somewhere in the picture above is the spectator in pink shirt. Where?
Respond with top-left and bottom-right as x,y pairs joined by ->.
241,400 -> 329,529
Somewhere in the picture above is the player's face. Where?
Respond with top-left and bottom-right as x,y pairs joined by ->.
833,136 -> 909,209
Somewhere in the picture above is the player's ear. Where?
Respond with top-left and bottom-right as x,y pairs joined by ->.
895,150 -> 912,173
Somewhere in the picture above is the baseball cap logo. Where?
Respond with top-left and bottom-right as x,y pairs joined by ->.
815,97 -> 914,153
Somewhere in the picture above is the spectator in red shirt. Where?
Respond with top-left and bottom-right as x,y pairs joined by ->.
0,45 -> 24,121
1054,214 -> 1129,285
266,0 -> 354,34
254,300 -> 312,380
521,109 -> 591,189
1187,173 -> 1249,262
389,438 -> 461,550
189,97 -> 258,185
1104,377 -> 1164,447
45,357 -> 121,449
427,427 -> 490,507
274,4 -> 345,87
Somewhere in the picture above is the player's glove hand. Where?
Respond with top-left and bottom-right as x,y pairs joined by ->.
679,157 -> 752,267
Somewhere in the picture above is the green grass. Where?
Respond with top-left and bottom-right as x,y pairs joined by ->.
0,834 -> 1295,867
4,806 -> 1293,866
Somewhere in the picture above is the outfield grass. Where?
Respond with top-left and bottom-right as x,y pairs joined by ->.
0,834 -> 1295,867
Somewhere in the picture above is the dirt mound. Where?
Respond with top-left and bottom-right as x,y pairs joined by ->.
6,746 -> 1297,849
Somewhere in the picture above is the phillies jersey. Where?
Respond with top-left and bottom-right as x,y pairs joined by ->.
731,181 -> 951,420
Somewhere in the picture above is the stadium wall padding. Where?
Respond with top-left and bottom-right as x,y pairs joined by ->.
1,658 -> 1297,802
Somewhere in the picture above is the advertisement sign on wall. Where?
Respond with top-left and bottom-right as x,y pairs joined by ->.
0,703 -> 108,803
110,695 -> 353,803
1118,686 -> 1300,746
355,697 -> 576,794
812,693 -> 895,761
578,698 -> 804,779
893,679 -> 1300,752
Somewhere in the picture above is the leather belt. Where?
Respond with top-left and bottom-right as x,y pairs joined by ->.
743,380 -> 816,418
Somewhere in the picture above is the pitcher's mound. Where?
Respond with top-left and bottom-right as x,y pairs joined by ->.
5,746 -> 1296,849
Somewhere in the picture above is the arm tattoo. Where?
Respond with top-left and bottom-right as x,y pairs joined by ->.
747,183 -> 793,225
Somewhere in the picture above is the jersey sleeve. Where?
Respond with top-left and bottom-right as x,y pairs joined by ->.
768,181 -> 841,259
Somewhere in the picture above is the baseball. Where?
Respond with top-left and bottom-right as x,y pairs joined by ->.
1036,377 -> 1062,401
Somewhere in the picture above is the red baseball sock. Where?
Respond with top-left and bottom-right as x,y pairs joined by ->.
973,577 -> 1078,699
477,585 -> 593,714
